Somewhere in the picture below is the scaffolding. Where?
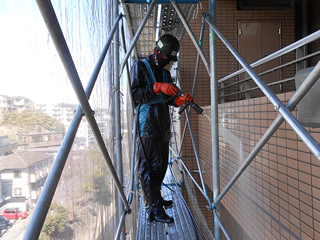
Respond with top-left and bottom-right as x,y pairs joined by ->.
21,0 -> 320,239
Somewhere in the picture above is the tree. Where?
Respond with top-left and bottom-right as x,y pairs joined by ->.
40,203 -> 69,240
0,110 -> 65,132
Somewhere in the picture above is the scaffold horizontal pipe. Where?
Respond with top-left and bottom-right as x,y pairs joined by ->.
212,61 -> 320,208
205,15 -> 320,161
218,29 -> 320,83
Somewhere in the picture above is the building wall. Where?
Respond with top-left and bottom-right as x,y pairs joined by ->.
199,91 -> 320,239
179,0 -> 296,237
1,169 -> 30,200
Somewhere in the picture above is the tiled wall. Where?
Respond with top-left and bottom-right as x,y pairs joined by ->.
179,0 -> 296,237
198,92 -> 320,239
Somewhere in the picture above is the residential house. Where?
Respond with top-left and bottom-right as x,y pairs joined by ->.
0,136 -> 18,156
0,151 -> 54,206
18,124 -> 64,150
0,95 -> 34,114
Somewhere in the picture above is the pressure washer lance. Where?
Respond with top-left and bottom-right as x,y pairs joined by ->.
170,83 -> 203,115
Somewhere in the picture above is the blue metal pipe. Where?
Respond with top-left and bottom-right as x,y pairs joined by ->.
184,110 -> 210,203
208,0 -> 221,239
205,16 -> 320,161
23,1 -> 124,239
170,0 -> 211,76
214,209 -> 231,240
119,0 -> 158,77
212,58 -> 320,209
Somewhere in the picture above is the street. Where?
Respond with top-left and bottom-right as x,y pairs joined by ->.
0,208 -> 33,240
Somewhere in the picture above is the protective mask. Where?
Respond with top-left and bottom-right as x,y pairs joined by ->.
155,54 -> 171,68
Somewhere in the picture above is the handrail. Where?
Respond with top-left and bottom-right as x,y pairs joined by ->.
115,212 -> 127,240
205,15 -> 320,161
218,29 -> 320,83
203,12 -> 320,209
200,13 -> 320,240
219,50 -> 320,91
222,77 -> 295,98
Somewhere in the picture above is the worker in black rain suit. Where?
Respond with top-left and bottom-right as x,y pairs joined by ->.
130,34 -> 194,223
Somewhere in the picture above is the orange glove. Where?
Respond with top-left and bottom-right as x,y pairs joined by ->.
175,93 -> 194,106
153,82 -> 178,96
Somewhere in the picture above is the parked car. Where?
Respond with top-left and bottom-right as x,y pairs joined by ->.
0,215 -> 12,230
3,208 -> 28,220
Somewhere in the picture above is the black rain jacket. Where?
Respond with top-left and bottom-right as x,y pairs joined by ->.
130,55 -> 178,142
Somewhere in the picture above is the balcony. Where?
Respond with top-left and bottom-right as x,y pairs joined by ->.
30,172 -> 40,183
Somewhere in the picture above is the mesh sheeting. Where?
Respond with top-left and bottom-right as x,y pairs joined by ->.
0,0 -> 138,239
182,169 -> 214,240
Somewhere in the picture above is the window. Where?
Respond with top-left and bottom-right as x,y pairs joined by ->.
30,166 -> 35,174
14,188 -> 22,195
13,171 -> 21,178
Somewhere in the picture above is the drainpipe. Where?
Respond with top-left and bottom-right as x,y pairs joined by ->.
113,0 -> 124,239
209,0 -> 221,239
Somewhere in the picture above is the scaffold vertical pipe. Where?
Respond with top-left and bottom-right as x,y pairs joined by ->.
113,0 -> 124,239
209,0 -> 221,239
23,2 -> 123,239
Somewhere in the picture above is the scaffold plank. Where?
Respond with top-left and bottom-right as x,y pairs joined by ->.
136,169 -> 199,240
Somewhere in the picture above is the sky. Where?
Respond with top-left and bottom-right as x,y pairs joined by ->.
0,0 -> 78,105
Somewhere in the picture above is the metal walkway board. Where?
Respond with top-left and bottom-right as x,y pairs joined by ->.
136,169 -> 199,240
